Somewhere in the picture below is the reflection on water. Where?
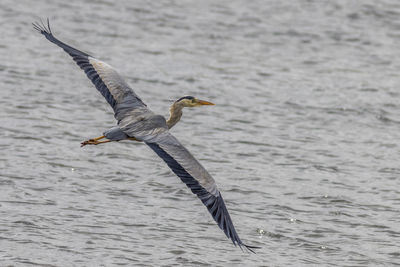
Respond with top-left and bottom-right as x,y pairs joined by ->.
1,0 -> 400,266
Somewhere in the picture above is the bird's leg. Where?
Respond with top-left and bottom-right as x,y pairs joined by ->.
81,136 -> 140,147
92,135 -> 106,141
81,135 -> 111,147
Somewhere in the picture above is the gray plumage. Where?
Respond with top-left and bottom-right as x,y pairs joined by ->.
33,19 -> 258,253
103,126 -> 129,141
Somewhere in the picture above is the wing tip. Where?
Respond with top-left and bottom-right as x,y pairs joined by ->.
238,242 -> 261,254
32,18 -> 52,36
202,193 -> 261,254
232,229 -> 261,254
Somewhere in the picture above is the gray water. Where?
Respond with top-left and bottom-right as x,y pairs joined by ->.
1,0 -> 400,266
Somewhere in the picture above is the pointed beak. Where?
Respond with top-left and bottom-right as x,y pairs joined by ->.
196,99 -> 215,106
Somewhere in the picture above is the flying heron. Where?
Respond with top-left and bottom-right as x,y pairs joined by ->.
33,19 -> 258,253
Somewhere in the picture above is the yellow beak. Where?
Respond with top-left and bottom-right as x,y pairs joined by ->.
196,99 -> 215,105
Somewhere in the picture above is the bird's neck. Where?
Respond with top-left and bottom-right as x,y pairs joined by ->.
166,102 -> 183,129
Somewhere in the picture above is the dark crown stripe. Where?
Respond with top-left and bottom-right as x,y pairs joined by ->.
176,96 -> 195,102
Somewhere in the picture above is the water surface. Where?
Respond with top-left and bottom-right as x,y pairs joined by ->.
1,0 -> 400,266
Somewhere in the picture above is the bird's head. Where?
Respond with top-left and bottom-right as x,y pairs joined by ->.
175,96 -> 215,108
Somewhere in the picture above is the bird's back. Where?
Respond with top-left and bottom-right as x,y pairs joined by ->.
119,111 -> 169,141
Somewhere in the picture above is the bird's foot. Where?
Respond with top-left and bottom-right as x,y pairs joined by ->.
81,136 -> 110,147
81,139 -> 99,147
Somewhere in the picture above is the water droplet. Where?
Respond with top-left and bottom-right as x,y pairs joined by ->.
256,228 -> 266,236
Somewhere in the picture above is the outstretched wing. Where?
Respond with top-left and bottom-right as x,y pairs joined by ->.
144,132 -> 258,253
33,19 -> 148,121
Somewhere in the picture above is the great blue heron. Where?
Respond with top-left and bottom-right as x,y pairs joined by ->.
33,19 -> 258,253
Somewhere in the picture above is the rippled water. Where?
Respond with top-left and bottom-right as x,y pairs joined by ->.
2,0 -> 400,266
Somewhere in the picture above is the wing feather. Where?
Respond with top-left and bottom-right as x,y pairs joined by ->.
33,19 -> 147,120
146,132 -> 258,252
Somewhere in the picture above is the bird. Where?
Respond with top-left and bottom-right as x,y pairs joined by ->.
80,95 -> 215,147
33,19 -> 259,253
